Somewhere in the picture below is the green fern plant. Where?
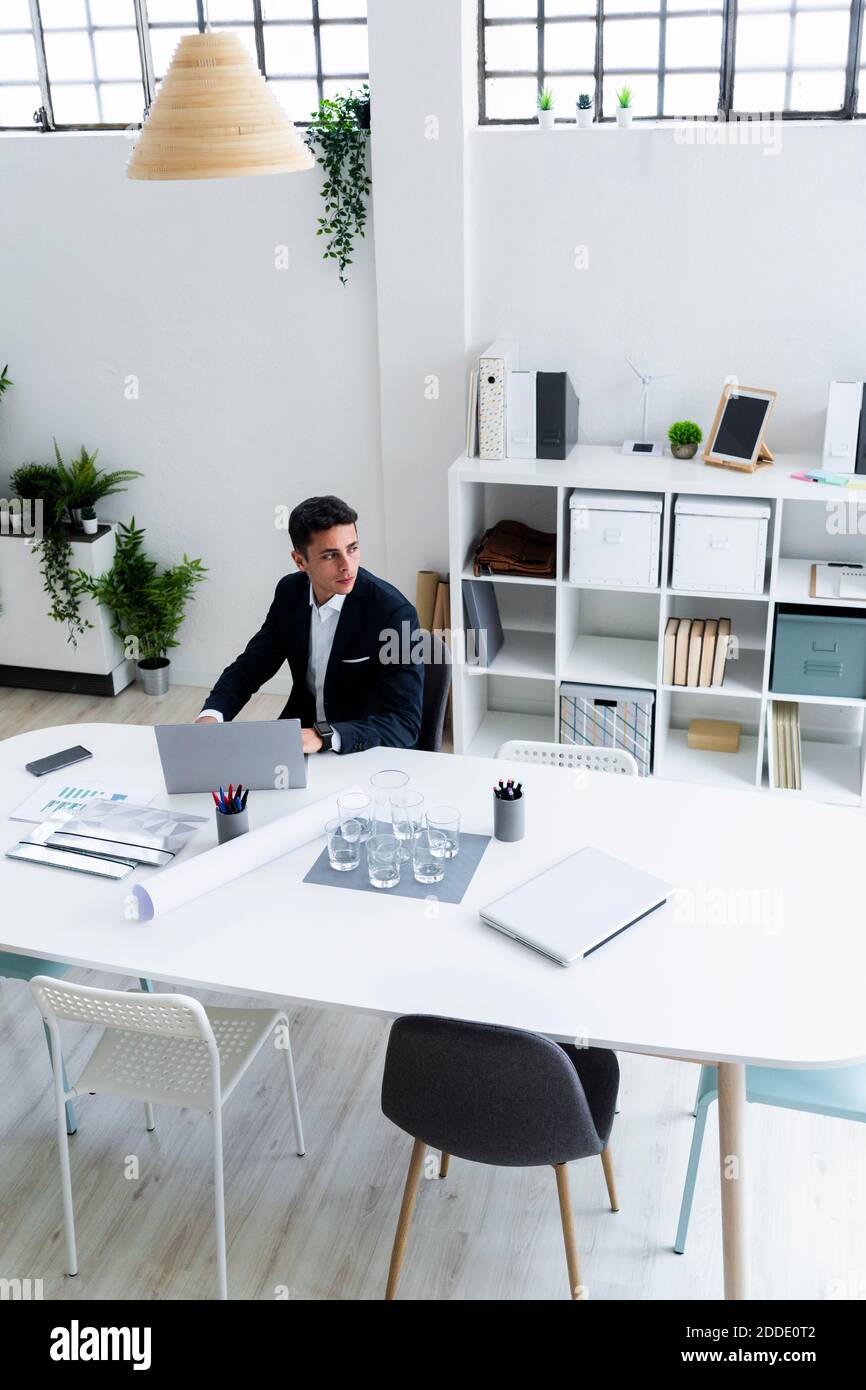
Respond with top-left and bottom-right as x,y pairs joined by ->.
52,441 -> 142,513
77,518 -> 207,665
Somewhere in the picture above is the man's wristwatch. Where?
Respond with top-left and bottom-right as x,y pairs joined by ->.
314,720 -> 334,752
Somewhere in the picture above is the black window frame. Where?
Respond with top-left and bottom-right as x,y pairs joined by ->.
479,0 -> 866,123
0,0 -> 369,132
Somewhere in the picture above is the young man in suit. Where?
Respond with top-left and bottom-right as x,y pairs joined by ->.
196,496 -> 423,754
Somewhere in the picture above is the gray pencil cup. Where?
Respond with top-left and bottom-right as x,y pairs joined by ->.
493,792 -> 525,843
216,807 -> 249,845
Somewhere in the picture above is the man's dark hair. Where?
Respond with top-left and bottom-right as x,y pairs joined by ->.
289,496 -> 358,554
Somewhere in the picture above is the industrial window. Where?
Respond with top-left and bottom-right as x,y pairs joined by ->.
0,0 -> 368,131
479,0 -> 866,122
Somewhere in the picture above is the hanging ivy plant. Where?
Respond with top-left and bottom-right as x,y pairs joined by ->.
305,84 -> 372,286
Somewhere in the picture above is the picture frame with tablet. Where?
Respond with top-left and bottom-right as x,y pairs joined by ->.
703,384 -> 777,473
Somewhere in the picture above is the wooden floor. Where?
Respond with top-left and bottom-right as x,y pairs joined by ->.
1,684 -> 863,1301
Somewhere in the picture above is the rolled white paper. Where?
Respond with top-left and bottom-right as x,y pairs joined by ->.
132,786 -> 363,921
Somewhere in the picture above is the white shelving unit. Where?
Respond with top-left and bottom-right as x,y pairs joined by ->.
449,446 -> 866,808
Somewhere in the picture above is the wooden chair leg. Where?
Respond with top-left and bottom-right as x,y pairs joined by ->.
553,1163 -> 582,1300
385,1138 -> 426,1300
600,1146 -> 620,1212
439,1151 -> 450,1179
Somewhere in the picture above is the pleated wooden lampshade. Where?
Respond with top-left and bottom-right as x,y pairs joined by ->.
127,32 -> 315,181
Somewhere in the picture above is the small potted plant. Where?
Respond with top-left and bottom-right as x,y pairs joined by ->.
668,420 -> 703,460
77,518 -> 207,696
615,85 -> 634,127
80,505 -> 98,535
537,86 -> 556,130
577,93 -> 593,129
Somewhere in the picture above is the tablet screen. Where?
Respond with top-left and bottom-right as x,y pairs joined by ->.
714,394 -> 770,460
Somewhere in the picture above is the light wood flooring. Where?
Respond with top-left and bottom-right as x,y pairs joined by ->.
1,684 -> 863,1301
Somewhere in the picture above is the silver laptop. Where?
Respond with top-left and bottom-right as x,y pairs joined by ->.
480,847 -> 670,966
155,720 -> 307,794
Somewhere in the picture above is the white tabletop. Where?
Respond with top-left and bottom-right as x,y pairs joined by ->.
0,723 -> 862,1069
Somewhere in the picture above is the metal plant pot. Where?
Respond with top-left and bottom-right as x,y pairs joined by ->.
138,658 -> 170,696
671,442 -> 699,460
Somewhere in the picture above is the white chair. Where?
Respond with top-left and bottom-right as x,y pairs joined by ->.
30,977 -> 305,1300
495,739 -> 639,778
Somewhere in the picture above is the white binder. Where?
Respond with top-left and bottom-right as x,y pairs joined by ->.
479,339 -> 519,460
822,381 -> 863,474
506,370 -> 537,459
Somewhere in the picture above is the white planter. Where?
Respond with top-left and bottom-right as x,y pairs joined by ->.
616,107 -> 634,127
576,107 -> 593,129
82,517 -> 98,534
538,109 -> 556,130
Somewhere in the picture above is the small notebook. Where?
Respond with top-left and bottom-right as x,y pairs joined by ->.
480,847 -> 671,966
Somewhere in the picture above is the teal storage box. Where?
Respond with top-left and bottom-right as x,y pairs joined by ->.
771,610 -> 866,697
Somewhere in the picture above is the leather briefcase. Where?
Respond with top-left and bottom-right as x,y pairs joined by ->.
473,520 -> 556,578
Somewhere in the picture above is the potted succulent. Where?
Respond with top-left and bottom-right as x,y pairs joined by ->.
668,420 -> 703,460
76,518 -> 207,696
615,85 -> 634,127
577,93 -> 593,129
537,86 -> 556,130
81,505 -> 98,535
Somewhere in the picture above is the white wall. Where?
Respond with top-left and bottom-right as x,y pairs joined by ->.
367,0 -> 475,601
468,123 -> 866,453
0,133 -> 383,691
4,40 -> 866,700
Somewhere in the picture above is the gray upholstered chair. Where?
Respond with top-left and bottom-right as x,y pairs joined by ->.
381,1014 -> 620,1300
416,632 -> 451,753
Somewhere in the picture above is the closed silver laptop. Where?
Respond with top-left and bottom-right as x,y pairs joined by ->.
480,847 -> 670,966
155,720 -> 307,794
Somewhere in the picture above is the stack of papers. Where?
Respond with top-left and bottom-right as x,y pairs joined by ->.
10,779 -> 155,825
810,563 -> 866,602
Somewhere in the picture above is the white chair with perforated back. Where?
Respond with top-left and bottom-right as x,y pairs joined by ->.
495,739 -> 640,778
30,976 -> 305,1300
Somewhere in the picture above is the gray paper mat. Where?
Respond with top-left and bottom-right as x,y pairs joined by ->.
303,832 -> 490,904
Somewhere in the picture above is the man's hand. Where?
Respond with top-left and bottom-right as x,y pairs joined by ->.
195,715 -> 219,724
302,727 -> 324,754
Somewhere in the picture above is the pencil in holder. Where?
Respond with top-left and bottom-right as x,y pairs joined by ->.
216,806 -> 250,845
493,791 -> 525,843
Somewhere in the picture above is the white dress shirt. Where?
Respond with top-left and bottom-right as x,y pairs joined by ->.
201,583 -> 345,750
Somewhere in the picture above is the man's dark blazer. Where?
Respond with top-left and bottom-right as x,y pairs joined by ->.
203,568 -> 423,754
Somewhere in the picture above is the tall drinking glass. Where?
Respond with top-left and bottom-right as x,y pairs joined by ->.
367,833 -> 401,890
338,791 -> 372,842
370,769 -> 410,832
390,791 -> 425,861
427,806 -> 460,858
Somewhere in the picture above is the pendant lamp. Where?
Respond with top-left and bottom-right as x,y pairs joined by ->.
127,31 -> 314,181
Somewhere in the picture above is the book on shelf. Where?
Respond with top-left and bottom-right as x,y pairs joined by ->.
712,618 -> 732,687
663,617 -> 678,685
699,619 -> 718,687
674,618 -> 692,685
770,701 -> 801,791
687,619 -> 705,687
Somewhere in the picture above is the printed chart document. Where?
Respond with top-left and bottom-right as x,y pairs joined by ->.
10,779 -> 156,825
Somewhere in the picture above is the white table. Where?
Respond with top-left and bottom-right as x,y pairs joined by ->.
2,723 -> 865,1300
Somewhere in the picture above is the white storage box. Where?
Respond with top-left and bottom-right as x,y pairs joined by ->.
672,494 -> 770,595
569,490 -> 662,588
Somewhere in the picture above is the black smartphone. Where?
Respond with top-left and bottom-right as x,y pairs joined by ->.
25,745 -> 93,777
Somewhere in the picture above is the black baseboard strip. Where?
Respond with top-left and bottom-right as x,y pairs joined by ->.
0,666 -> 119,697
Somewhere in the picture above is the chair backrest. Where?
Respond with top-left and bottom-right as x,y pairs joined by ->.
496,738 -> 639,777
30,976 -> 214,1045
416,632 -> 452,753
381,1014 -> 607,1168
